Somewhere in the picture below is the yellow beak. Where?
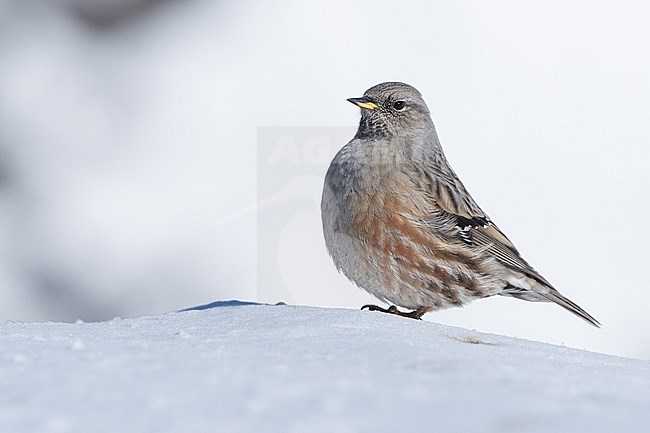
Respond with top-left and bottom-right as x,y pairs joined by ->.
347,97 -> 379,110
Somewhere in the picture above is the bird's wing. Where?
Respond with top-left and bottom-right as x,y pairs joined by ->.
418,164 -> 601,327
417,164 -> 554,288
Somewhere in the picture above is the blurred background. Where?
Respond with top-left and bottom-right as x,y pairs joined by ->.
1,0 -> 649,359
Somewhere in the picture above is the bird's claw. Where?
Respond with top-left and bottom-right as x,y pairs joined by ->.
361,304 -> 425,320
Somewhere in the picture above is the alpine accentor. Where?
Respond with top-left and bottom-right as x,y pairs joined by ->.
321,82 -> 599,326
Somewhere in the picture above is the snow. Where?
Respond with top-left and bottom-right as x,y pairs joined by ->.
1,0 -> 650,361
1,303 -> 648,433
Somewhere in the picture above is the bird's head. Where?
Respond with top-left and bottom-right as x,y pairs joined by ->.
348,82 -> 433,139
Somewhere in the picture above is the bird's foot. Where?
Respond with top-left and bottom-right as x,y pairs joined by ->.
361,304 -> 429,320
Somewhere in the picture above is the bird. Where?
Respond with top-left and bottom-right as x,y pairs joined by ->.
321,82 -> 600,327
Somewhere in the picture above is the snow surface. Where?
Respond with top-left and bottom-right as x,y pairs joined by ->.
1,302 -> 648,433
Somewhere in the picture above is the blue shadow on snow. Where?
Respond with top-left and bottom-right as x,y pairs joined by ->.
180,300 -> 286,312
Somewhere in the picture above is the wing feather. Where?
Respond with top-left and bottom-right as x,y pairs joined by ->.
418,164 -> 553,289
418,165 -> 600,327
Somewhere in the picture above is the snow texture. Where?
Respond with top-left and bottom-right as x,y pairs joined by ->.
1,302 -> 648,433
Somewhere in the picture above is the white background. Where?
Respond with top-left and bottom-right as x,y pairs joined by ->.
0,0 -> 648,359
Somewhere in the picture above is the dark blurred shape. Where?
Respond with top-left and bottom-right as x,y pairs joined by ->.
0,149 -> 10,189
34,271 -> 121,322
69,0 -> 169,29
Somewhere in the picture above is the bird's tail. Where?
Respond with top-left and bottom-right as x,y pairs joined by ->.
539,288 -> 601,328
501,276 -> 601,328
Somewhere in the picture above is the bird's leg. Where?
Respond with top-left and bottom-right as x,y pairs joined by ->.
361,305 -> 430,320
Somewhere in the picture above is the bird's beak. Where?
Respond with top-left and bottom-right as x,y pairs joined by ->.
347,97 -> 379,111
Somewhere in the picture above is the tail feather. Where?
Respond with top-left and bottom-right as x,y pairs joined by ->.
539,289 -> 601,328
501,275 -> 601,328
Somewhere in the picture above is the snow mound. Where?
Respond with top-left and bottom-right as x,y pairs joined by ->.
1,303 -> 648,433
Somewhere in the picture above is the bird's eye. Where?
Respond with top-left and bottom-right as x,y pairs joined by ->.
392,100 -> 406,111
